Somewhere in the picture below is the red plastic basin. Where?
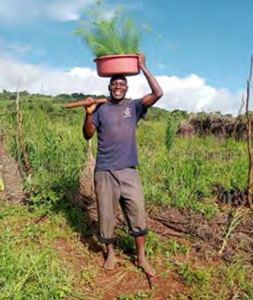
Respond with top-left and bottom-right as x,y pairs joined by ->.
94,54 -> 140,77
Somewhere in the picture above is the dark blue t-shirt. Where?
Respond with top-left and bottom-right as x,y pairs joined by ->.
92,99 -> 147,171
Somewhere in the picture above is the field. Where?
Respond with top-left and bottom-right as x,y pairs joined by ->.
1,93 -> 253,300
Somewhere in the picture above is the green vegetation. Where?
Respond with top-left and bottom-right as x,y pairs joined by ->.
0,92 -> 249,214
165,111 -> 184,151
1,91 -> 253,299
177,263 -> 210,287
116,228 -> 165,258
0,205 -> 85,300
75,3 -> 140,56
118,291 -> 153,300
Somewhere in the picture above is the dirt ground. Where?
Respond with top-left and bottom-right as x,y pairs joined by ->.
48,204 -> 253,300
0,133 -> 25,203
51,224 -> 192,300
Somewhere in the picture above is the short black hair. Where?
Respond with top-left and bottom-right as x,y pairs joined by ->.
110,74 -> 127,84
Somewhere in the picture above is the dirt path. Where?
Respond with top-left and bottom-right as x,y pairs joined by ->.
0,133 -> 25,203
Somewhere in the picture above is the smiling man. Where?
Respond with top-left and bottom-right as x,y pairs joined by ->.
83,54 -> 163,276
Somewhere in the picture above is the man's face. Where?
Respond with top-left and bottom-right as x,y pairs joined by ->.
108,79 -> 128,101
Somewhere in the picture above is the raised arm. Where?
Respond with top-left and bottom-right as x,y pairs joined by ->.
139,53 -> 163,107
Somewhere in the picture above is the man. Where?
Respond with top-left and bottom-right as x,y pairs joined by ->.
83,54 -> 163,276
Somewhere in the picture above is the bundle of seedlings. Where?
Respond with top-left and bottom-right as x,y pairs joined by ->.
75,3 -> 141,77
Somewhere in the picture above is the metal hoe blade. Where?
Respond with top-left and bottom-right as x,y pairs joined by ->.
145,273 -> 153,289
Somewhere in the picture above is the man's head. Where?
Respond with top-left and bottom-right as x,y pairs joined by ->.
108,74 -> 128,101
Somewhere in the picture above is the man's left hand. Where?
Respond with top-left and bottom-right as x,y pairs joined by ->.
138,53 -> 146,69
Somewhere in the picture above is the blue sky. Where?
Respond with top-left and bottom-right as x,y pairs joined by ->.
0,0 -> 253,114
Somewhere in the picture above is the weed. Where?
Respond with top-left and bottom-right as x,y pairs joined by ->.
116,228 -> 165,258
145,231 -> 165,258
116,228 -> 136,254
218,208 -> 245,256
177,263 -> 210,287
0,229 -> 73,300
166,239 -> 189,256
118,290 -> 153,300
165,114 -> 182,151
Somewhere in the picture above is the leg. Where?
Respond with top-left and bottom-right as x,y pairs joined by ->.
135,236 -> 156,277
104,242 -> 115,270
94,171 -> 120,270
119,169 -> 156,276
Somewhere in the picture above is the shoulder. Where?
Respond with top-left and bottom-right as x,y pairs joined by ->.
94,101 -> 108,113
129,98 -> 143,106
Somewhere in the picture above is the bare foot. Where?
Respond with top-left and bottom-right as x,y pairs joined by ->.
104,251 -> 115,270
136,258 -> 156,277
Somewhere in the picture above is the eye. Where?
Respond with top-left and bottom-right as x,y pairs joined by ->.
111,82 -> 127,88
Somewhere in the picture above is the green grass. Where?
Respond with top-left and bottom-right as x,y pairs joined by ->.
118,291 -> 153,300
1,96 -> 249,216
1,94 -> 253,299
138,121 -> 247,217
0,205 -> 73,300
116,228 -> 166,258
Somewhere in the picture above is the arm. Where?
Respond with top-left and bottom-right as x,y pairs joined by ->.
82,97 -> 106,140
83,113 -> 96,140
139,53 -> 163,107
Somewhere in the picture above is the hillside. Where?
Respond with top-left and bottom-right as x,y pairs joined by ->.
0,92 -> 253,300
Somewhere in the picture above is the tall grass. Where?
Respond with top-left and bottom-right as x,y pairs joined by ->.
1,96 -> 249,216
1,98 -> 87,206
137,120 -> 248,217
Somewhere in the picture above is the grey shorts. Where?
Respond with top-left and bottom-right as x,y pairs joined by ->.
94,168 -> 147,244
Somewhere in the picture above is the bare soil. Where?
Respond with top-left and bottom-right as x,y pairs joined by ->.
0,133 -> 25,203
49,203 -> 253,300
51,228 -> 192,300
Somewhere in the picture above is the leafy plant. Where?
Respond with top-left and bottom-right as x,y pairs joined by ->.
165,113 -> 182,151
75,3 -> 140,56
177,263 -> 210,287
166,239 -> 189,256
118,291 -> 153,300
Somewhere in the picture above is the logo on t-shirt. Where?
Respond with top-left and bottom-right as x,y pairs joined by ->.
123,107 -> 132,118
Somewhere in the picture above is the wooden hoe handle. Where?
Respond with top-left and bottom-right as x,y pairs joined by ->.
65,98 -> 107,109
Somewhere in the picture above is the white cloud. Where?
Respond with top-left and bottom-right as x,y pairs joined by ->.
46,0 -> 95,21
0,38 -> 33,58
0,55 -> 244,115
0,56 -> 106,95
0,0 -> 96,24
128,75 -> 243,115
